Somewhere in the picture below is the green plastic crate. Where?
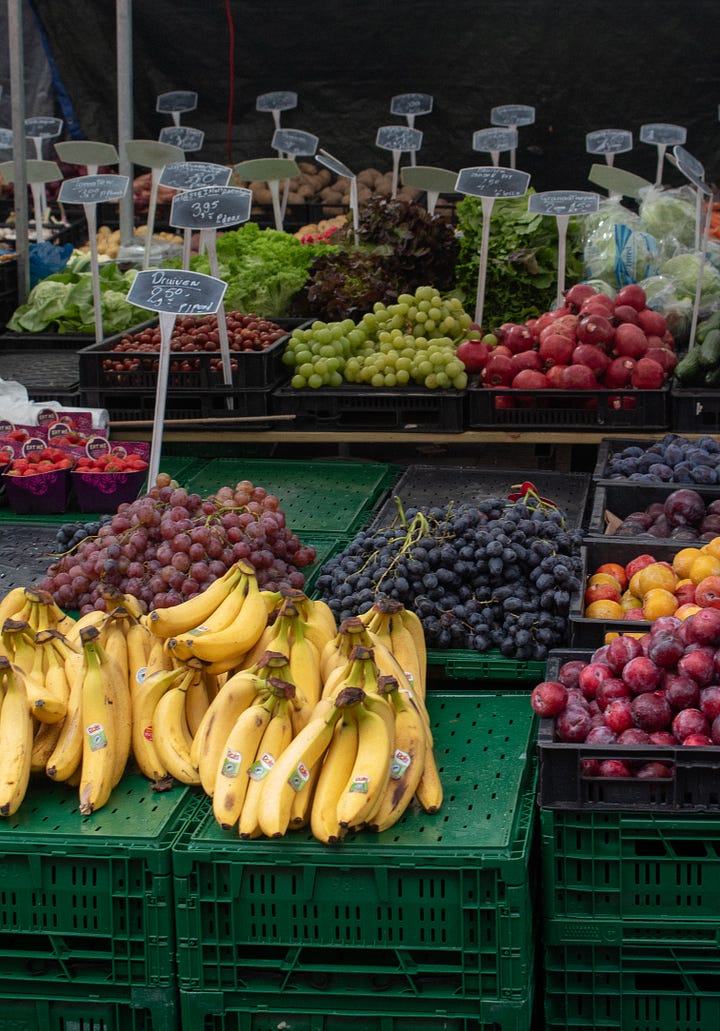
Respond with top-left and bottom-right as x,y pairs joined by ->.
0,775 -> 200,987
172,693 -> 537,1005
0,983 -> 178,1031
544,941 -> 720,1030
426,647 -> 546,685
182,458 -> 399,535
540,808 -> 720,932
179,988 -> 536,1031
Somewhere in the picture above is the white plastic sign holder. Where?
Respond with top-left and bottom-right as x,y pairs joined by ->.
124,139 -> 185,268
390,94 -> 433,165
671,145 -> 706,253
376,126 -> 423,198
528,190 -> 600,308
672,144 -> 713,349
640,123 -> 687,187
156,91 -> 198,128
585,129 -> 632,168
0,158 -> 61,243
400,165 -> 457,216
256,91 -> 298,132
24,116 -> 62,223
472,127 -> 518,169
315,148 -> 358,240
456,166 -> 531,326
126,268 -> 227,484
160,161 -> 233,265
58,173 -> 130,343
271,128 -> 319,218
490,105 -> 535,169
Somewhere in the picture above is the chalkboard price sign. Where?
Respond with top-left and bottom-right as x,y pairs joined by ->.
456,165 -> 530,198
472,127 -> 518,154
159,126 -> 205,152
376,125 -> 423,153
640,123 -> 686,146
490,105 -> 535,127
528,189 -> 600,217
586,129 -> 633,155
159,161 -> 232,192
156,91 -> 198,115
271,128 -> 319,156
170,185 -> 253,229
390,93 -> 433,117
0,128 -> 12,150
58,173 -> 129,205
127,269 -> 227,317
24,116 -> 63,139
256,91 -> 298,113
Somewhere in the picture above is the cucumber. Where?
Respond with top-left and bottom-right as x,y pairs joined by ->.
698,328 -> 720,370
705,364 -> 720,387
696,311 -> 720,344
674,348 -> 703,386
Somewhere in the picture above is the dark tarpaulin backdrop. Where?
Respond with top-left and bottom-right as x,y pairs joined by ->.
29,0 -> 720,192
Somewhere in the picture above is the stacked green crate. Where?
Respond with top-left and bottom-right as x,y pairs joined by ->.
0,774 -> 202,1031
172,693 -> 538,1031
539,654 -> 720,1030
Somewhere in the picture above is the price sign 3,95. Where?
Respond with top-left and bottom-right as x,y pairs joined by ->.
127,269 -> 227,317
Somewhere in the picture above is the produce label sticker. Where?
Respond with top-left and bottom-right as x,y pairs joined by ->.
456,165 -> 530,199
288,761 -> 310,792
349,775 -> 370,794
136,667 -> 147,686
22,437 -> 46,456
586,129 -> 633,155
86,722 -> 108,751
159,126 -> 205,152
159,161 -> 232,191
528,190 -> 600,217
24,116 -> 63,139
391,93 -> 433,116
640,123 -> 686,146
86,436 -> 112,460
272,128 -> 319,157
170,185 -> 252,229
390,749 -> 412,779
221,749 -> 243,779
156,90 -> 198,115
256,91 -> 298,113
472,127 -> 518,155
58,173 -> 129,206
0,128 -> 13,150
376,126 -> 423,153
248,752 -> 275,781
490,104 -> 535,127
127,268 -> 227,317
37,409 -> 61,428
0,420 -> 13,436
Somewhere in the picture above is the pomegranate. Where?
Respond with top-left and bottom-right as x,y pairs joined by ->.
614,283 -> 647,311
481,353 -> 514,387
580,293 -> 616,316
646,347 -> 677,374
455,338 -> 490,373
511,350 -> 543,374
545,364 -> 569,387
571,343 -> 610,380
511,369 -> 548,389
631,356 -> 666,389
597,758 -> 633,778
498,323 -> 535,353
613,304 -> 640,325
603,356 -> 636,388
539,334 -> 575,368
564,283 -> 597,310
576,313 -> 615,350
614,322 -> 649,359
560,364 -> 597,390
636,307 -> 667,337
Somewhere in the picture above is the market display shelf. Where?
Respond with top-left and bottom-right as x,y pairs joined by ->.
586,480 -> 720,542
537,649 -> 720,813
466,385 -> 670,432
671,386 -> 720,433
540,806 -> 720,928
426,647 -> 545,685
0,523 -> 61,589
543,941 -> 720,1030
0,774 -> 200,988
368,465 -> 591,530
271,383 -> 467,433
181,457 -> 399,536
172,693 -> 537,1004
293,530 -> 352,594
0,982 -> 178,1031
178,988 -> 535,1031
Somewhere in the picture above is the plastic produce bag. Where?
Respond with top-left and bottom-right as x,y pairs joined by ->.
583,198 -> 660,288
638,184 -> 698,256
28,241 -> 73,289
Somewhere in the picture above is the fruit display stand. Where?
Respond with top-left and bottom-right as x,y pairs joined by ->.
172,692 -> 538,1031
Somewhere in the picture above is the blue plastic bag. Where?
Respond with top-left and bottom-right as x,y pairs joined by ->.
28,241 -> 73,288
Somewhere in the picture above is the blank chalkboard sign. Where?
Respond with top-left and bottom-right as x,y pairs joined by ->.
156,91 -> 198,115
127,268 -> 227,317
472,127 -> 519,154
376,126 -> 423,152
170,185 -> 252,229
271,128 -> 319,156
528,189 -> 600,217
159,161 -> 232,191
58,173 -> 129,205
256,91 -> 298,113
390,93 -> 433,117
490,104 -> 535,127
159,126 -> 205,152
586,129 -> 633,155
456,165 -> 530,198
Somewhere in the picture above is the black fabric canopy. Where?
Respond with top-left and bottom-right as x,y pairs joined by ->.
26,0 -> 720,191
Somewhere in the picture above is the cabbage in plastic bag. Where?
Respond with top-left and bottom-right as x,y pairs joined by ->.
639,184 -> 698,255
583,200 -> 661,288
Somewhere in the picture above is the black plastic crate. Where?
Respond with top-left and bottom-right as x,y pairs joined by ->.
85,385 -> 279,428
0,257 -> 18,331
0,523 -> 59,587
466,384 -> 670,431
672,385 -> 720,433
0,349 -> 80,394
271,383 -> 466,433
568,538 -> 690,647
587,481 -> 720,542
0,329 -> 97,350
78,318 -> 306,394
536,648 -> 720,812
369,465 -> 591,530
593,434 -> 720,487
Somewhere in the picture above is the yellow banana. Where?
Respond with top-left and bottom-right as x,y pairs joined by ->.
45,650 -> 85,782
174,572 -> 269,665
212,695 -> 276,830
320,617 -> 372,685
64,608 -> 106,645
30,588 -> 76,636
78,631 -> 118,815
184,666 -> 211,737
96,639 -> 133,789
146,634 -> 175,677
336,695 -> 393,831
151,678 -> 201,785
310,708 -> 359,845
0,658 -> 33,815
238,696 -> 294,839
414,741 -> 443,815
30,718 -> 63,773
125,618 -> 153,696
192,668 -> 267,796
302,596 -> 337,643
0,587 -> 28,628
103,590 -> 144,620
387,615 -> 425,701
147,563 -> 243,639
287,758 -> 322,830
187,572 -> 251,635
131,665 -> 192,783
99,617 -> 130,712
367,680 -> 427,833
286,617 -> 321,707
397,607 -> 427,696
256,703 -> 343,839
